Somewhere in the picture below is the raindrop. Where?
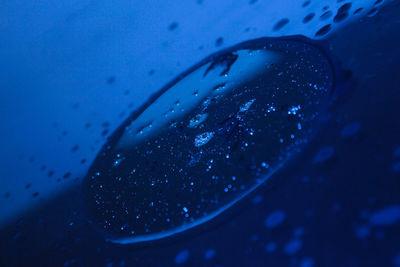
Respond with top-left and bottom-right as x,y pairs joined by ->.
303,13 -> 315,23
334,3 -> 352,22
107,76 -> 116,84
340,121 -> 361,138
194,132 -> 215,147
394,145 -> 400,157
273,18 -> 290,31
313,146 -> 335,163
175,250 -> 189,265
320,11 -> 333,21
302,1 -> 311,8
315,24 -> 332,37
204,249 -> 216,260
369,205 -> 400,226
265,210 -> 286,228
168,22 -> 178,31
215,37 -> 224,47
354,8 -> 363,15
63,172 -> 71,179
284,239 -> 302,255
265,242 -> 277,252
300,258 -> 315,267
367,7 -> 378,17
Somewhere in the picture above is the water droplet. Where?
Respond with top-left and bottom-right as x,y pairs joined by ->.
265,210 -> 286,228
188,113 -> 208,128
204,249 -> 216,260
340,121 -> 361,138
284,239 -> 302,255
315,24 -> 332,37
175,249 -> 189,265
240,99 -> 256,112
303,13 -> 315,23
313,146 -> 335,163
194,132 -> 215,147
265,242 -> 277,252
273,18 -> 290,31
369,205 -> 400,226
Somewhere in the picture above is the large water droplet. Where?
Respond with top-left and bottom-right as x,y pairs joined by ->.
83,36 -> 346,244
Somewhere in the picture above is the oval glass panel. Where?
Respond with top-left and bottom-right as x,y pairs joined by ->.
83,36 -> 344,244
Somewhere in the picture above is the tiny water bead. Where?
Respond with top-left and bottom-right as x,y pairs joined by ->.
369,205 -> 400,226
174,249 -> 189,265
83,36 -> 345,244
265,210 -> 286,228
284,239 -> 303,255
